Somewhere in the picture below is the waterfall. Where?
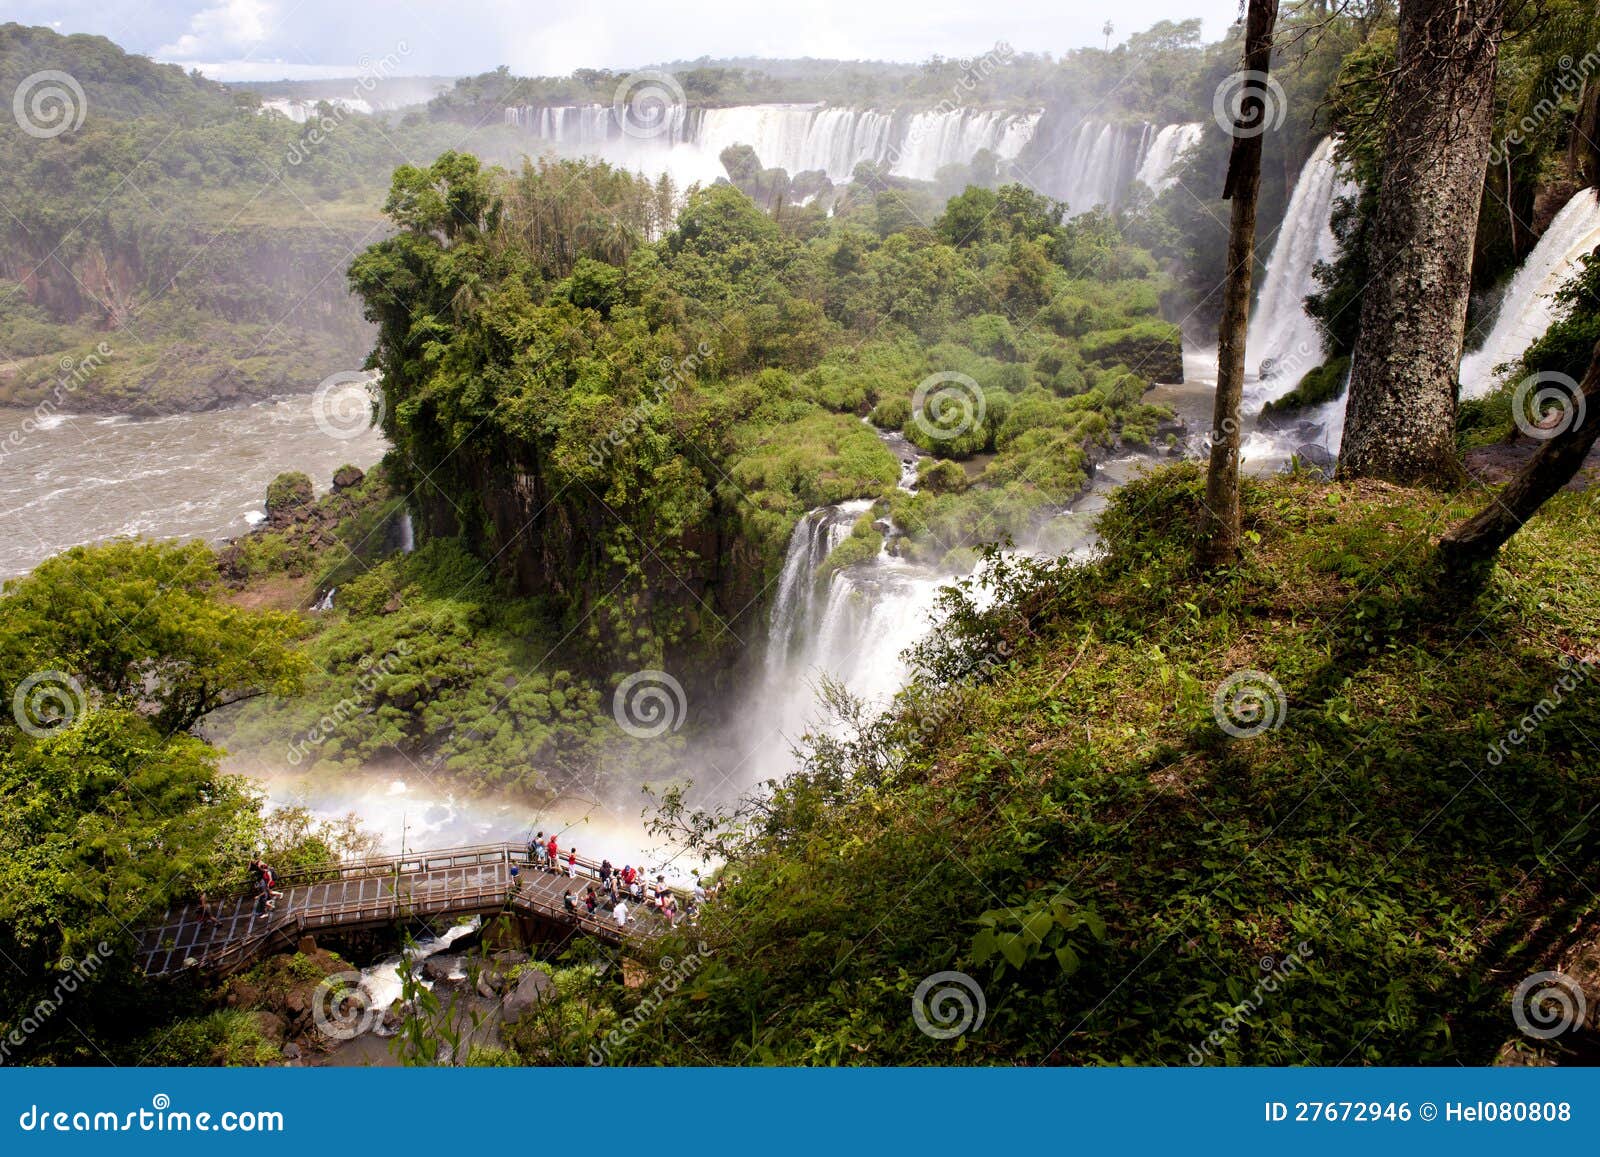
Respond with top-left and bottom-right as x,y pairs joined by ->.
891,108 -> 1041,181
764,500 -> 874,676
398,511 -> 415,554
1245,137 -> 1352,398
1133,122 -> 1203,194
1026,117 -> 1152,215
504,102 -> 1039,185
1459,187 -> 1600,398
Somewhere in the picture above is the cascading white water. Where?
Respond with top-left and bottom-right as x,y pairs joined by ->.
1024,118 -> 1156,215
1133,122 -> 1203,195
736,493 -> 950,784
504,102 -> 1039,185
1246,138 -> 1352,399
1459,187 -> 1600,398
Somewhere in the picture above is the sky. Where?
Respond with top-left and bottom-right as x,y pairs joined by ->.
12,0 -> 1243,81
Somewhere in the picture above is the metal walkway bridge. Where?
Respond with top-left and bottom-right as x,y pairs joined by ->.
134,843 -> 668,976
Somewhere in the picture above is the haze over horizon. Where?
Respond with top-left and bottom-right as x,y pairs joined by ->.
10,0 -> 1241,82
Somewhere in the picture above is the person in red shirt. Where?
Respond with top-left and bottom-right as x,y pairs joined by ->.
565,849 -> 578,878
546,834 -> 559,872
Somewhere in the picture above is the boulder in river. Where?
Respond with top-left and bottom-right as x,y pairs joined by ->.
501,968 -> 554,1020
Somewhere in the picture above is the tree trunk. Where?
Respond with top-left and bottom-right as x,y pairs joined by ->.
1338,0 -> 1506,488
1198,0 -> 1280,568
1438,341 -> 1600,573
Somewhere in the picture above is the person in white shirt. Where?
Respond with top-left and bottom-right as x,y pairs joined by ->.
613,900 -> 629,928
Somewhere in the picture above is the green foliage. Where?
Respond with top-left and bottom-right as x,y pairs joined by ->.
626,467 -> 1600,1064
1262,355 -> 1351,417
0,539 -> 308,734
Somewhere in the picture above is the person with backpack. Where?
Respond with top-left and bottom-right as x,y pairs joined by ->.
530,831 -> 546,868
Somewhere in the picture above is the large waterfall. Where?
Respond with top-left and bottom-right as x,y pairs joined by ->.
1459,187 -> 1600,398
505,102 -> 1039,185
1245,137 -> 1351,398
1021,117 -> 1204,215
1132,122 -> 1204,195
737,498 -> 949,783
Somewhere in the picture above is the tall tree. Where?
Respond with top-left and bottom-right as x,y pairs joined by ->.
1199,0 -> 1280,567
1338,0 -> 1508,487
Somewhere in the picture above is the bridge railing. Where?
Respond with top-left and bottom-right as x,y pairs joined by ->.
273,842 -> 690,903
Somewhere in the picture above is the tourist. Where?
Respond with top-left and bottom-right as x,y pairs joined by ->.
562,889 -> 577,916
631,876 -> 644,901
613,899 -> 629,928
606,875 -> 619,904
600,858 -> 613,884
566,849 -> 578,878
584,885 -> 598,914
196,891 -> 217,930
684,893 -> 699,926
546,833 -> 559,871
531,831 -> 547,867
693,877 -> 706,906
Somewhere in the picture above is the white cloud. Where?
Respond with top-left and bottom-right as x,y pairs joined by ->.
157,0 -> 277,61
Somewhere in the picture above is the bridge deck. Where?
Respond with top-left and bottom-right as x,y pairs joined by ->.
134,844 -> 670,976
